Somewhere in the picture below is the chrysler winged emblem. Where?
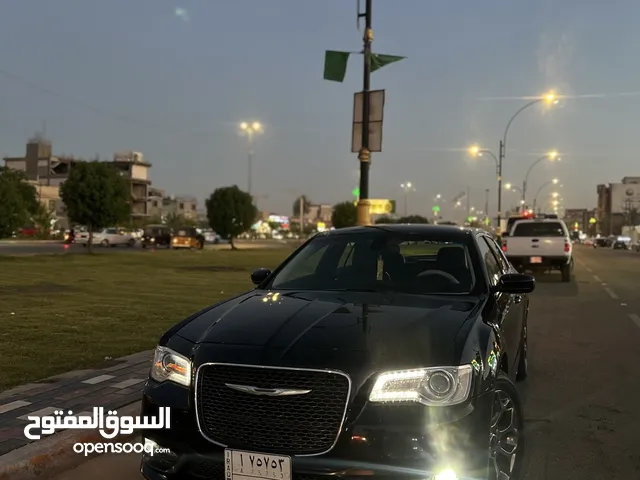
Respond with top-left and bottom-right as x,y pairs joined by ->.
225,383 -> 311,396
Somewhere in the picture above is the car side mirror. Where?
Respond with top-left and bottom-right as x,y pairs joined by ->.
251,268 -> 272,285
495,273 -> 535,294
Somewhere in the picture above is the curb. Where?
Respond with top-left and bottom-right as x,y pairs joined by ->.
0,402 -> 141,480
0,241 -> 63,245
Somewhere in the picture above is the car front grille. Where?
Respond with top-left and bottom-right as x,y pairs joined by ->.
196,364 -> 351,455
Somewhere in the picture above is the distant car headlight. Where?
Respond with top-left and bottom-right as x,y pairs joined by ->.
150,346 -> 192,387
369,365 -> 473,406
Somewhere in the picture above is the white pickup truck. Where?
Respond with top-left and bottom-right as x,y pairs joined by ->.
502,218 -> 573,282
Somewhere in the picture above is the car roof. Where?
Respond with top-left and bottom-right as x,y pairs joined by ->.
322,224 -> 481,241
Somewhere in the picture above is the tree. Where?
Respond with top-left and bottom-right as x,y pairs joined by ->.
396,215 -> 429,224
331,201 -> 357,229
165,212 -> 196,230
375,215 -> 396,224
0,167 -> 38,238
60,161 -> 131,252
205,185 -> 257,249
292,195 -> 312,217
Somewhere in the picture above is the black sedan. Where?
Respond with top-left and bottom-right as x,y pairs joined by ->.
140,225 -> 535,480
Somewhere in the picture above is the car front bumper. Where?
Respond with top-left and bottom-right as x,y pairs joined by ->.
139,379 -> 494,480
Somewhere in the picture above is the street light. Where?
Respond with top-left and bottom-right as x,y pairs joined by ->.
496,90 -> 559,234
468,145 -> 499,174
400,182 -> 415,216
239,121 -> 263,195
532,178 -> 560,212
521,150 -> 560,207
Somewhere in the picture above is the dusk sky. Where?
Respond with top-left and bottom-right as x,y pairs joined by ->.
2,0 -> 640,218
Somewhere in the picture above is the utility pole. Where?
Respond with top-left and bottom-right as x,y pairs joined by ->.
484,189 -> 490,224
299,196 -> 304,236
466,186 -> 471,219
497,140 -> 504,236
247,131 -> 254,196
356,0 -> 373,226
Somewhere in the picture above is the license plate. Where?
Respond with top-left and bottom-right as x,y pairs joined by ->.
225,449 -> 292,480
530,257 -> 542,264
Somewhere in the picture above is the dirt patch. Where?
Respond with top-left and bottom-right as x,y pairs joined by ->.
0,282 -> 79,296
179,265 -> 247,272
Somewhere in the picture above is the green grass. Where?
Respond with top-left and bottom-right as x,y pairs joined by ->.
0,248 -> 292,391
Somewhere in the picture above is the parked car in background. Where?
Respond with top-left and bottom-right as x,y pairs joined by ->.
76,228 -> 136,247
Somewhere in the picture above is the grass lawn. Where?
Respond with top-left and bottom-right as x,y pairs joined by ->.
0,248 -> 292,391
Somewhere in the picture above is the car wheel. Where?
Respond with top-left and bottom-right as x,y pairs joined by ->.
516,323 -> 528,382
128,239 -> 135,247
488,373 -> 525,480
101,239 -> 109,247
560,264 -> 571,282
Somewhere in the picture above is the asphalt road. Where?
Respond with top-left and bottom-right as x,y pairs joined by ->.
0,239 -> 295,256
51,245 -> 640,480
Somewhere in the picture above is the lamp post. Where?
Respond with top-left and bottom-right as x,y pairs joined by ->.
522,150 -> 559,207
495,91 -> 559,236
400,182 -> 414,216
532,178 -> 560,212
239,121 -> 263,195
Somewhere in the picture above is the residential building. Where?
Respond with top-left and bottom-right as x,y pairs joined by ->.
162,195 -> 198,220
596,177 -> 640,235
112,151 -> 152,217
147,187 -> 165,219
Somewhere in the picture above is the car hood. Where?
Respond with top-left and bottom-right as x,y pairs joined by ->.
174,290 -> 481,368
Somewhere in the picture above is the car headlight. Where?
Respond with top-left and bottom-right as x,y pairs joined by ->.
369,365 -> 473,406
150,346 -> 192,387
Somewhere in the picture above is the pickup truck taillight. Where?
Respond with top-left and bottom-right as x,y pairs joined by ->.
564,241 -> 570,252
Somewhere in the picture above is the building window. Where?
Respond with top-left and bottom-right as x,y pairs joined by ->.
191,204 -> 196,210
153,201 -> 158,207
179,203 -> 184,210
48,200 -> 56,211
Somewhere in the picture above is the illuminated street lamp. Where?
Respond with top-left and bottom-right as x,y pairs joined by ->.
521,150 -> 560,207
532,178 -> 560,211
400,182 -> 415,216
496,90 -> 559,233
239,121 -> 263,195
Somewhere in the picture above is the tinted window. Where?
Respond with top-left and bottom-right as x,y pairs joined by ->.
269,232 -> 478,295
482,236 -> 509,273
513,222 -> 566,237
477,237 -> 502,286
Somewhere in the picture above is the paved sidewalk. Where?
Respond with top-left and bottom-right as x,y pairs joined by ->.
0,350 -> 153,456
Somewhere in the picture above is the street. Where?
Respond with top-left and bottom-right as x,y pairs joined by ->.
51,245 -> 640,480
0,239 -> 296,256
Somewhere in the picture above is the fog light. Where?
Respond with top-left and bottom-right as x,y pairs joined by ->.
434,469 -> 457,480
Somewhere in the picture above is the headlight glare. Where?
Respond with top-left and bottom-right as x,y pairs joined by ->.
369,365 -> 473,406
150,346 -> 192,387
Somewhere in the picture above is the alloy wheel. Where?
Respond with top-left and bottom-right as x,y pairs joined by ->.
489,389 -> 520,480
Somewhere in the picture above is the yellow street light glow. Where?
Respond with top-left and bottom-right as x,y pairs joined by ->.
252,121 -> 262,131
240,122 -> 248,130
552,178 -> 559,184
544,91 -> 559,104
240,121 -> 263,133
552,192 -> 559,198
548,150 -> 558,159
468,145 -> 480,156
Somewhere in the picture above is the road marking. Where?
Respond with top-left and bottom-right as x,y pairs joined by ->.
592,275 -> 602,283
17,406 -> 61,421
603,287 -> 619,299
110,378 -> 145,389
82,374 -> 115,385
586,267 -> 592,272
0,400 -> 31,414
629,314 -> 640,328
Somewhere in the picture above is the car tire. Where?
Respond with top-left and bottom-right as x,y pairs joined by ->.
560,264 -> 571,282
516,323 -> 528,382
142,244 -> 147,249
101,239 -> 109,247
128,239 -> 135,247
488,373 -> 525,480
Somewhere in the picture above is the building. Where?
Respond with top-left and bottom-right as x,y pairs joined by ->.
596,177 -> 640,235
112,151 -> 152,217
563,208 -> 596,235
161,195 -> 198,220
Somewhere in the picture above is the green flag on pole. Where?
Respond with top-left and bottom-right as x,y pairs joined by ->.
368,53 -> 406,73
323,51 -> 351,82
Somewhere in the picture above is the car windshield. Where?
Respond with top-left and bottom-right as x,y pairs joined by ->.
267,231 -> 477,295
512,222 -> 565,237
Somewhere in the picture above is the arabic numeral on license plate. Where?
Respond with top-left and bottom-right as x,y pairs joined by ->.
226,450 -> 292,480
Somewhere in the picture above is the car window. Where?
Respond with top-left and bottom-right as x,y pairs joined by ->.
269,232 -> 479,295
477,237 -> 502,286
482,236 -> 509,273
106,228 -> 118,234
512,222 -> 566,237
